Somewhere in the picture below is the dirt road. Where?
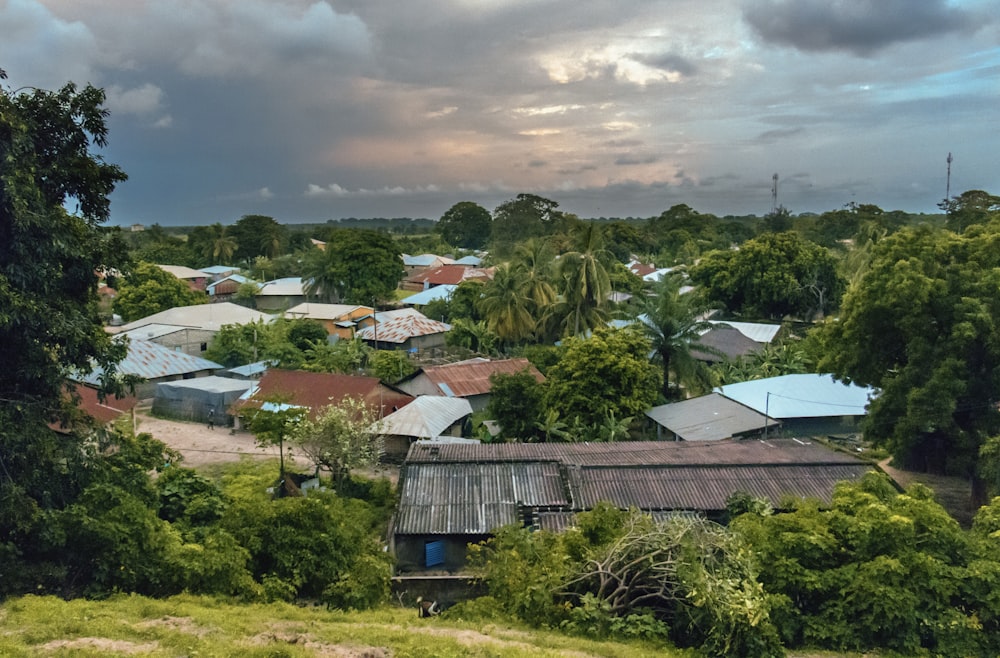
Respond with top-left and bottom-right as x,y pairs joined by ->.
134,410 -> 281,469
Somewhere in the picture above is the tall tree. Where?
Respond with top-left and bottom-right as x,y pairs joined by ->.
691,231 -> 843,320
304,228 -> 403,304
940,189 -> 1000,233
550,222 -> 612,338
0,73 -> 132,581
512,237 -> 557,310
230,214 -> 286,263
436,201 -> 492,249
491,193 -> 562,258
634,274 -> 717,400
478,264 -> 536,346
816,222 -> 1000,488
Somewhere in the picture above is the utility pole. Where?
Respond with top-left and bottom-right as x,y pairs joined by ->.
771,173 -> 779,213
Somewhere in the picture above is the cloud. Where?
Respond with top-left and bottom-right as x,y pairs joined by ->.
742,0 -> 977,56
615,154 -> 661,166
305,183 -> 442,198
105,83 -> 172,128
628,52 -> 698,77
0,0 -> 98,88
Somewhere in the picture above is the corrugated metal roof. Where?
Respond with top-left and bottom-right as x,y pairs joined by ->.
646,393 -> 779,441
405,438 -> 864,467
206,274 -> 252,295
401,285 -> 457,306
402,253 -> 454,267
708,320 -> 781,344
395,462 -> 568,534
406,265 -> 492,286
285,303 -> 370,321
157,264 -> 207,280
118,323 -> 187,341
79,338 -> 222,385
378,396 -> 472,438
357,311 -> 451,343
692,326 -> 765,362
155,375 -> 253,395
570,464 -> 871,511
716,374 -> 874,419
119,302 -> 272,332
419,358 -> 544,398
257,277 -> 305,296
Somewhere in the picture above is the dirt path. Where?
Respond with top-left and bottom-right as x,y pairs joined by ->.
135,410 -> 282,469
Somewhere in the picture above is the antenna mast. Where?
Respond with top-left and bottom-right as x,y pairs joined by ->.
771,173 -> 779,213
945,152 -> 953,202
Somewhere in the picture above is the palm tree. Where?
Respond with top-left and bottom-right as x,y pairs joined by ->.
478,264 -> 535,347
635,273 -> 718,400
553,223 -> 611,337
512,238 -> 557,310
202,223 -> 237,264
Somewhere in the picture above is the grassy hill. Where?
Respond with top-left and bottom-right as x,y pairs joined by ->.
0,593 -> 691,657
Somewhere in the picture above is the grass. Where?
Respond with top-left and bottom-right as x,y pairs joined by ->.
0,594 -> 691,657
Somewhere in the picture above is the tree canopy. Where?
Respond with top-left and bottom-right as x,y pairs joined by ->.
436,201 -> 492,249
816,223 -> 1000,481
113,261 -> 208,322
305,228 -> 403,304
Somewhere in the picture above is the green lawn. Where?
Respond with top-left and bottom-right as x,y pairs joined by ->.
0,594 -> 690,657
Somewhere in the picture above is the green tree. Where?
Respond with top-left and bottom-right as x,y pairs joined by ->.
0,73 -> 135,580
512,237 -> 558,310
486,370 -> 545,441
691,232 -> 843,320
940,189 -> 1000,233
491,193 -> 563,258
243,402 -> 307,491
192,222 -> 238,265
305,228 -> 403,304
544,327 -> 660,431
816,223 -> 1000,484
113,261 -> 208,322
634,274 -> 717,400
548,222 -> 612,338
230,214 -> 286,263
289,397 -> 383,489
478,264 -> 536,346
436,201 -> 492,249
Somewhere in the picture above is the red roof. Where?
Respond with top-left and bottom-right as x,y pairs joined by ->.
236,369 -> 414,418
50,383 -> 138,433
628,262 -> 657,277
406,265 -> 493,286
420,358 -> 544,398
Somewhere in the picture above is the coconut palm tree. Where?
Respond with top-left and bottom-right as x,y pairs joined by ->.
512,238 -> 557,310
478,264 -> 535,347
635,273 -> 718,400
202,223 -> 238,264
552,223 -> 611,337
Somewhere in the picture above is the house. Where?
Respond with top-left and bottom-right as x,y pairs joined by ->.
392,438 -> 878,575
401,264 -> 493,292
402,253 -> 455,276
377,395 -> 474,461
356,308 -> 451,353
152,376 -> 254,426
200,265 -> 241,281
645,393 -> 779,441
75,338 -> 223,398
231,368 -> 414,427
255,277 -> 307,311
397,357 -> 544,412
156,264 -> 209,291
715,373 -> 874,437
50,382 -> 138,434
114,302 -> 272,357
206,274 -> 254,301
401,284 -> 457,308
284,302 -> 373,340
692,325 -> 768,363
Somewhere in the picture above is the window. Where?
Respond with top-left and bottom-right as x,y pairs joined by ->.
200,342 -> 208,351
424,540 -> 444,568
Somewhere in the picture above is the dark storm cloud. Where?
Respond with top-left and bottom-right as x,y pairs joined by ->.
742,0 -> 978,56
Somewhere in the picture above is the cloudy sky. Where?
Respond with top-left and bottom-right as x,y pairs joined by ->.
2,0 -> 998,226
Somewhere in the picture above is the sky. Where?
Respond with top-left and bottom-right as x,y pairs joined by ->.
2,0 -> 998,226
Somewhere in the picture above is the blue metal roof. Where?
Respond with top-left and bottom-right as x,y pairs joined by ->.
78,338 -> 222,385
715,374 -> 874,419
402,284 -> 456,306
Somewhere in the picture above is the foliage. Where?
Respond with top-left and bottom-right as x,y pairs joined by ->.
478,263 -> 537,345
288,397 -> 383,488
546,222 -> 612,339
305,228 -> 403,304
940,189 -> 1000,233
469,507 -> 782,657
204,320 -> 272,367
815,223 -> 1000,479
286,318 -> 328,352
187,222 -> 238,266
731,473 -> 1000,655
437,200 -> 492,249
712,339 -> 811,386
113,261 -> 208,322
243,402 -> 307,486
367,349 -> 415,382
544,327 -> 660,431
491,193 -> 565,258
155,466 -> 227,526
633,274 -> 717,400
487,370 -> 546,441
691,232 -> 843,320
230,214 -> 287,263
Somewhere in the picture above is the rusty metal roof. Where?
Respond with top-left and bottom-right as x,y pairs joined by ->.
404,438 -> 864,467
234,368 -> 414,419
395,462 -> 568,534
357,310 -> 451,343
418,358 -> 544,398
569,463 -> 871,511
